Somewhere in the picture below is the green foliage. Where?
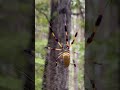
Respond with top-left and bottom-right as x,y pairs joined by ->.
36,2 -> 48,12
35,0 -> 49,90
35,40 -> 47,57
36,58 -> 45,65
79,19 -> 85,28
35,57 -> 44,89
35,40 -> 47,90
71,0 -> 80,10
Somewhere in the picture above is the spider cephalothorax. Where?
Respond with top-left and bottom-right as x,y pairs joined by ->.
62,44 -> 69,51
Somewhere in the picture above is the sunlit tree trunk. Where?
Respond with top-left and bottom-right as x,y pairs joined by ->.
71,7 -> 85,89
73,55 -> 78,90
42,0 -> 71,90
85,0 -> 120,90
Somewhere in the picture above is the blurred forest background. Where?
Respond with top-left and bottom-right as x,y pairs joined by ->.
0,0 -> 34,90
0,0 -> 120,90
35,0 -> 85,90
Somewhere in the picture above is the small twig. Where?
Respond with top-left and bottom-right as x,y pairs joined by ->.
35,8 -> 50,23
78,0 -> 85,19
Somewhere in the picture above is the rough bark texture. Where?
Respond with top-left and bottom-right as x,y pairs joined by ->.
85,0 -> 120,90
42,0 -> 71,90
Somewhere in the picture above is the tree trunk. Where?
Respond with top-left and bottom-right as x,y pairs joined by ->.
74,55 -> 78,90
85,0 -> 120,90
42,0 -> 71,90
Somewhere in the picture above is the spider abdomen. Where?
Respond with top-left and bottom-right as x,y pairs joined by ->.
62,52 -> 70,67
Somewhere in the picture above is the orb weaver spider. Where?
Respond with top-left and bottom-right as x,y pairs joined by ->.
45,4 -> 104,67
45,12 -> 103,68
45,14 -> 78,68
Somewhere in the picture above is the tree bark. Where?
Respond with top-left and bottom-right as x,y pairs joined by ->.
42,0 -> 71,90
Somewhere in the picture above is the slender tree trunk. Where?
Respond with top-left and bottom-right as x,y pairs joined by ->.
42,0 -> 71,90
74,56 -> 78,90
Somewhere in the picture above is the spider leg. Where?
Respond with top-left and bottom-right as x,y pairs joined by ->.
73,60 -> 76,67
87,15 -> 103,45
57,52 -> 63,56
64,15 -> 70,48
86,0 -> 111,46
70,60 -> 76,67
45,46 -> 63,66
45,47 -> 62,51
70,32 -> 78,46
55,53 -> 63,66
50,23 -> 63,48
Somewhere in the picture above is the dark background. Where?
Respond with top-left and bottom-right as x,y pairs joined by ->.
0,0 -> 34,90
